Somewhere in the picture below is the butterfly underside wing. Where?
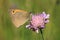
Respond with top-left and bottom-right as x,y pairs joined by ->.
9,6 -> 30,28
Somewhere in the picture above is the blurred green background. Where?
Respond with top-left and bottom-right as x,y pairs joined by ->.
0,0 -> 60,40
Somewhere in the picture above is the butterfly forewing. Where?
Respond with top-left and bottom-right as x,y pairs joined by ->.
9,9 -> 30,28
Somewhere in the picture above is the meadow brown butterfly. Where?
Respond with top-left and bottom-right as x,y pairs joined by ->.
9,6 -> 30,28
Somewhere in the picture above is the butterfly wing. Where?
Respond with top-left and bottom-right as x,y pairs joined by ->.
9,9 -> 30,28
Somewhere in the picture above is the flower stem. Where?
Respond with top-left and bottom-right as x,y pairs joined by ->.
40,29 -> 44,40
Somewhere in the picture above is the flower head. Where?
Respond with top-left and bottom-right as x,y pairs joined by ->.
26,12 -> 50,33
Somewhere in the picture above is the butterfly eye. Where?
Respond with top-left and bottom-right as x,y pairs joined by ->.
11,10 -> 16,15
13,10 -> 14,13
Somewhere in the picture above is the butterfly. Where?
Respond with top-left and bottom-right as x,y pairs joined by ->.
9,7 -> 31,28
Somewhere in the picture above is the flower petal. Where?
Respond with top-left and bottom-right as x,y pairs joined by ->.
42,11 -> 47,18
45,20 -> 49,23
45,14 -> 50,19
41,25 -> 45,28
26,25 -> 30,28
35,29 -> 39,33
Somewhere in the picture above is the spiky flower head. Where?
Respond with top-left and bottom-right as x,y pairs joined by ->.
26,12 -> 50,33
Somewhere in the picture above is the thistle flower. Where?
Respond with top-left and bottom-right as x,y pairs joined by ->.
26,12 -> 50,33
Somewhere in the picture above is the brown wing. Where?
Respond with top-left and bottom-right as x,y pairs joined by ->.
9,9 -> 30,28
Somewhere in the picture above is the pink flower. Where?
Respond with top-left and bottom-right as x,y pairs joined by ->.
26,12 -> 50,33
